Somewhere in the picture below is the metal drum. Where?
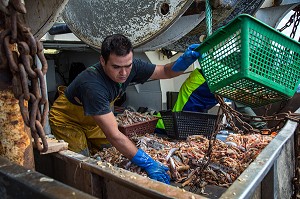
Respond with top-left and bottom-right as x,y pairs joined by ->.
21,0 -> 69,39
61,0 -> 194,50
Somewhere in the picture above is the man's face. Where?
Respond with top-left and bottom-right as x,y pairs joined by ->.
100,52 -> 133,83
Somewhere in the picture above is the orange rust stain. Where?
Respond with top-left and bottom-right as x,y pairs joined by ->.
0,89 -> 31,166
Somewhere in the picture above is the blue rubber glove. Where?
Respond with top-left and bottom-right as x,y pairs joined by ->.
172,44 -> 201,72
131,149 -> 170,184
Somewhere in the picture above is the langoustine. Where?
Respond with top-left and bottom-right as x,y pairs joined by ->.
93,132 -> 275,190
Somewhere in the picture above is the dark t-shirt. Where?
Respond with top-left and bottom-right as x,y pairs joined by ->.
65,59 -> 155,116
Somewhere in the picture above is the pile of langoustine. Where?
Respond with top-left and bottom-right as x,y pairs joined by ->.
93,132 -> 275,188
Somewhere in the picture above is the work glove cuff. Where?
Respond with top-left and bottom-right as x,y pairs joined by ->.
131,149 -> 154,169
131,149 -> 170,184
171,44 -> 202,72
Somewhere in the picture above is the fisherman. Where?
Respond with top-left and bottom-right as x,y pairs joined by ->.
49,34 -> 201,184
156,68 -> 266,133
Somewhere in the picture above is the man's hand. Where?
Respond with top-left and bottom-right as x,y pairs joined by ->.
131,149 -> 170,184
172,44 -> 201,72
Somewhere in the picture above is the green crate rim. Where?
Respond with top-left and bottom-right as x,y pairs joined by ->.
196,14 -> 300,54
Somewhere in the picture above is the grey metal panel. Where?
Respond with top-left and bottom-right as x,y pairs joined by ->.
125,80 -> 162,111
62,0 -> 193,49
275,137 -> 295,198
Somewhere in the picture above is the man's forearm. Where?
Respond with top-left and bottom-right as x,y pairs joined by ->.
163,62 -> 184,78
92,113 -> 138,159
150,63 -> 184,79
106,130 -> 138,159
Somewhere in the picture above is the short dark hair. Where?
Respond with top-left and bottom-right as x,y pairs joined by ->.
101,34 -> 133,63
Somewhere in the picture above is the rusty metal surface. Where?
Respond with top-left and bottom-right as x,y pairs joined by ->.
62,0 -> 193,49
35,150 -> 207,199
20,0 -> 69,39
0,89 -> 34,169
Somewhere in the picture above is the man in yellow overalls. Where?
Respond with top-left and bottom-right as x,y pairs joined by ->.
49,34 -> 202,184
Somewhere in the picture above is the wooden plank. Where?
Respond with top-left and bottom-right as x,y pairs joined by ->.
33,137 -> 68,155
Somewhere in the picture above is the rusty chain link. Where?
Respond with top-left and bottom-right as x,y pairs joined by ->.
214,95 -> 300,134
0,1 -> 48,152
189,102 -> 225,192
278,5 -> 300,42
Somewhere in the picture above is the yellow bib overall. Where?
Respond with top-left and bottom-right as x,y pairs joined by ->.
49,86 -> 110,154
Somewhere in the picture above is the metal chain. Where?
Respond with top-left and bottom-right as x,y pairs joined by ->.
291,10 -> 300,41
1,1 -> 48,152
215,95 -> 300,135
189,101 -> 225,192
278,5 -> 300,42
188,0 -> 216,192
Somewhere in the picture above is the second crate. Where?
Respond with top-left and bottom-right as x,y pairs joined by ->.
160,110 -> 218,139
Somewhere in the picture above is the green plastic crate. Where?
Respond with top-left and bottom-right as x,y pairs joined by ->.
197,14 -> 300,108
